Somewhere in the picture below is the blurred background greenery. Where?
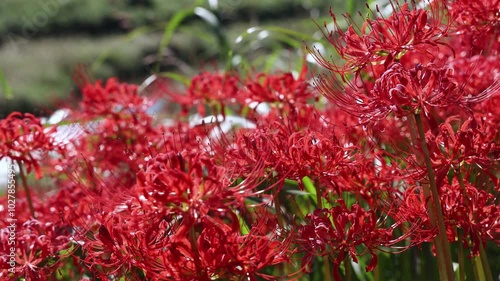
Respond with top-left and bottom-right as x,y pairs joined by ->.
1,1 -> 500,280
0,0 -> 363,117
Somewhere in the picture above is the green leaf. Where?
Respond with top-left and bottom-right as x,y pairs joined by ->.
235,210 -> 250,235
157,71 -> 191,85
155,8 -> 196,72
0,68 -> 13,99
260,26 -> 315,41
194,6 -> 230,60
302,176 -> 317,205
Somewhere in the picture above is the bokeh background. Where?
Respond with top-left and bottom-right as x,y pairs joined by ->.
0,0 -> 364,117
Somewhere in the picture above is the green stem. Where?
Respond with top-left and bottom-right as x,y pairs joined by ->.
473,255 -> 484,281
273,194 -> 284,228
324,256 -> 332,281
374,252 -> 380,281
316,187 -> 323,209
455,169 -> 471,207
407,112 -> 421,156
17,161 -> 36,218
455,171 -> 469,281
478,241 -> 494,281
314,184 -> 333,281
457,228 -> 465,281
345,255 -> 353,281
414,113 -> 455,281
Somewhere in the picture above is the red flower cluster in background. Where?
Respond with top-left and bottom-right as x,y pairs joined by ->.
1,0 -> 499,280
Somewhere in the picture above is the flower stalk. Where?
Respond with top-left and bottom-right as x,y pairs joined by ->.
317,184 -> 333,281
457,228 -> 465,281
17,161 -> 36,218
344,255 -> 353,281
414,112 -> 454,281
478,242 -> 494,281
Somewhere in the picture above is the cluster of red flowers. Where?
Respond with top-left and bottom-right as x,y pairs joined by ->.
0,0 -> 499,280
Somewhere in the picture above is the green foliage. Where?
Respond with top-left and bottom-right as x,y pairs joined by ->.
0,67 -> 13,99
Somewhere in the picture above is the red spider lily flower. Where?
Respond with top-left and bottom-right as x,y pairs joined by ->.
76,207 -> 291,280
449,55 -> 500,98
186,71 -> 240,116
0,112 -> 61,179
0,218 -> 72,280
477,93 -> 500,124
286,129 -> 350,179
425,117 -> 500,179
298,200 -> 402,280
76,215 -> 146,279
66,78 -> 173,189
70,110 -> 162,185
311,1 -> 451,74
405,116 -> 500,197
159,71 -> 241,117
163,66 -> 315,120
388,185 -> 438,244
241,64 -> 316,106
134,151 -> 234,215
317,62 -> 500,121
79,78 -> 149,116
440,181 -> 500,254
196,216 -> 292,281
448,0 -> 500,34
218,119 -> 352,200
335,149 -> 412,208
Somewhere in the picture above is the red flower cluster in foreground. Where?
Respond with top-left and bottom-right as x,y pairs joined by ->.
1,0 -> 499,280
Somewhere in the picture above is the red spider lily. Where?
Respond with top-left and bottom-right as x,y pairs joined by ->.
159,71 -> 241,118
75,205 -> 291,280
70,111 -> 162,186
406,116 -> 500,198
241,65 -> 315,105
311,0 -> 500,124
426,117 -> 500,176
298,200 -> 402,280
477,93 -> 500,124
370,63 -> 462,117
187,71 -> 240,116
162,65 -> 316,120
75,215 -> 147,279
335,149 -> 413,208
285,129 -> 350,179
311,1 -> 451,74
449,55 -> 500,98
0,218 -> 72,280
448,0 -> 500,34
317,61 -> 499,122
217,118 -> 353,200
388,185 -> 437,244
0,183 -> 83,280
0,112 -> 61,179
440,181 -> 500,254
2,0 -> 500,277
134,151 -> 235,214
79,78 -> 150,116
64,77 -> 177,192
196,216 -> 292,281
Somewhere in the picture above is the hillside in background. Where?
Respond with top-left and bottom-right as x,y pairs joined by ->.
0,0 -> 356,116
